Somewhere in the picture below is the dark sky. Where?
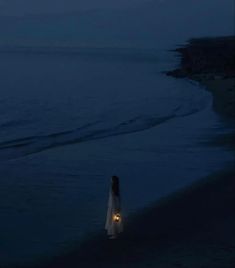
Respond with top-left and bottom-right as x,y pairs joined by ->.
0,0 -> 151,15
0,0 -> 233,48
0,0 -> 233,16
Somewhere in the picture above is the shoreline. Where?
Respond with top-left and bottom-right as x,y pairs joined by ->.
27,37 -> 235,268
166,36 -> 235,118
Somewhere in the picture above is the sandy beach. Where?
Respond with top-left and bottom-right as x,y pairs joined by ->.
24,36 -> 235,268
27,169 -> 234,268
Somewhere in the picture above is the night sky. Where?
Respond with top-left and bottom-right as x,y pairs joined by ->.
0,0 -> 233,48
0,0 -> 233,17
0,0 -> 150,15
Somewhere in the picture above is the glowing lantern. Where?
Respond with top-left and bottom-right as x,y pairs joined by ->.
113,213 -> 121,223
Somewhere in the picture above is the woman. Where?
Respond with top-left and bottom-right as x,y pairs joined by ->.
105,176 -> 123,239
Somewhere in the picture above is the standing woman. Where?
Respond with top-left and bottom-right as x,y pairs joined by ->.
105,176 -> 123,239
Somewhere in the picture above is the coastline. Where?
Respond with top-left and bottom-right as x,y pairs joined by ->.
19,37 -> 235,268
30,37 -> 235,268
166,36 -> 235,118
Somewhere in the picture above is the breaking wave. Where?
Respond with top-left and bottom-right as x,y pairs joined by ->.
0,102 -> 207,161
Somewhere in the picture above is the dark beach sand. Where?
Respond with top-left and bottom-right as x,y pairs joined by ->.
30,169 -> 235,268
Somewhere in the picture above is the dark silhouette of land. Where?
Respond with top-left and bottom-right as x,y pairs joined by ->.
167,36 -> 235,117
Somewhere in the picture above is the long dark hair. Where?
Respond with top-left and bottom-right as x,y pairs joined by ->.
112,176 -> 120,196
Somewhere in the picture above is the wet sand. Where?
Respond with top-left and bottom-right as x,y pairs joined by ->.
31,169 -> 235,268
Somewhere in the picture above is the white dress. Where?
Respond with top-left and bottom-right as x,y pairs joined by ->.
105,187 -> 123,237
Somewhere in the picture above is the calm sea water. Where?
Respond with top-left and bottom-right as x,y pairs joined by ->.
0,47 -> 234,266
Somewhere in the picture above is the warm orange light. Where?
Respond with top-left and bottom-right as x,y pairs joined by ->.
113,213 -> 121,222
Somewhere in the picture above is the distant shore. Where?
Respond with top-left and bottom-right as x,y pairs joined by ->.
166,36 -> 235,118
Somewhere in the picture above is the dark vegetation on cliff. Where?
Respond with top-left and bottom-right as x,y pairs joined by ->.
167,36 -> 235,117
167,36 -> 235,78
